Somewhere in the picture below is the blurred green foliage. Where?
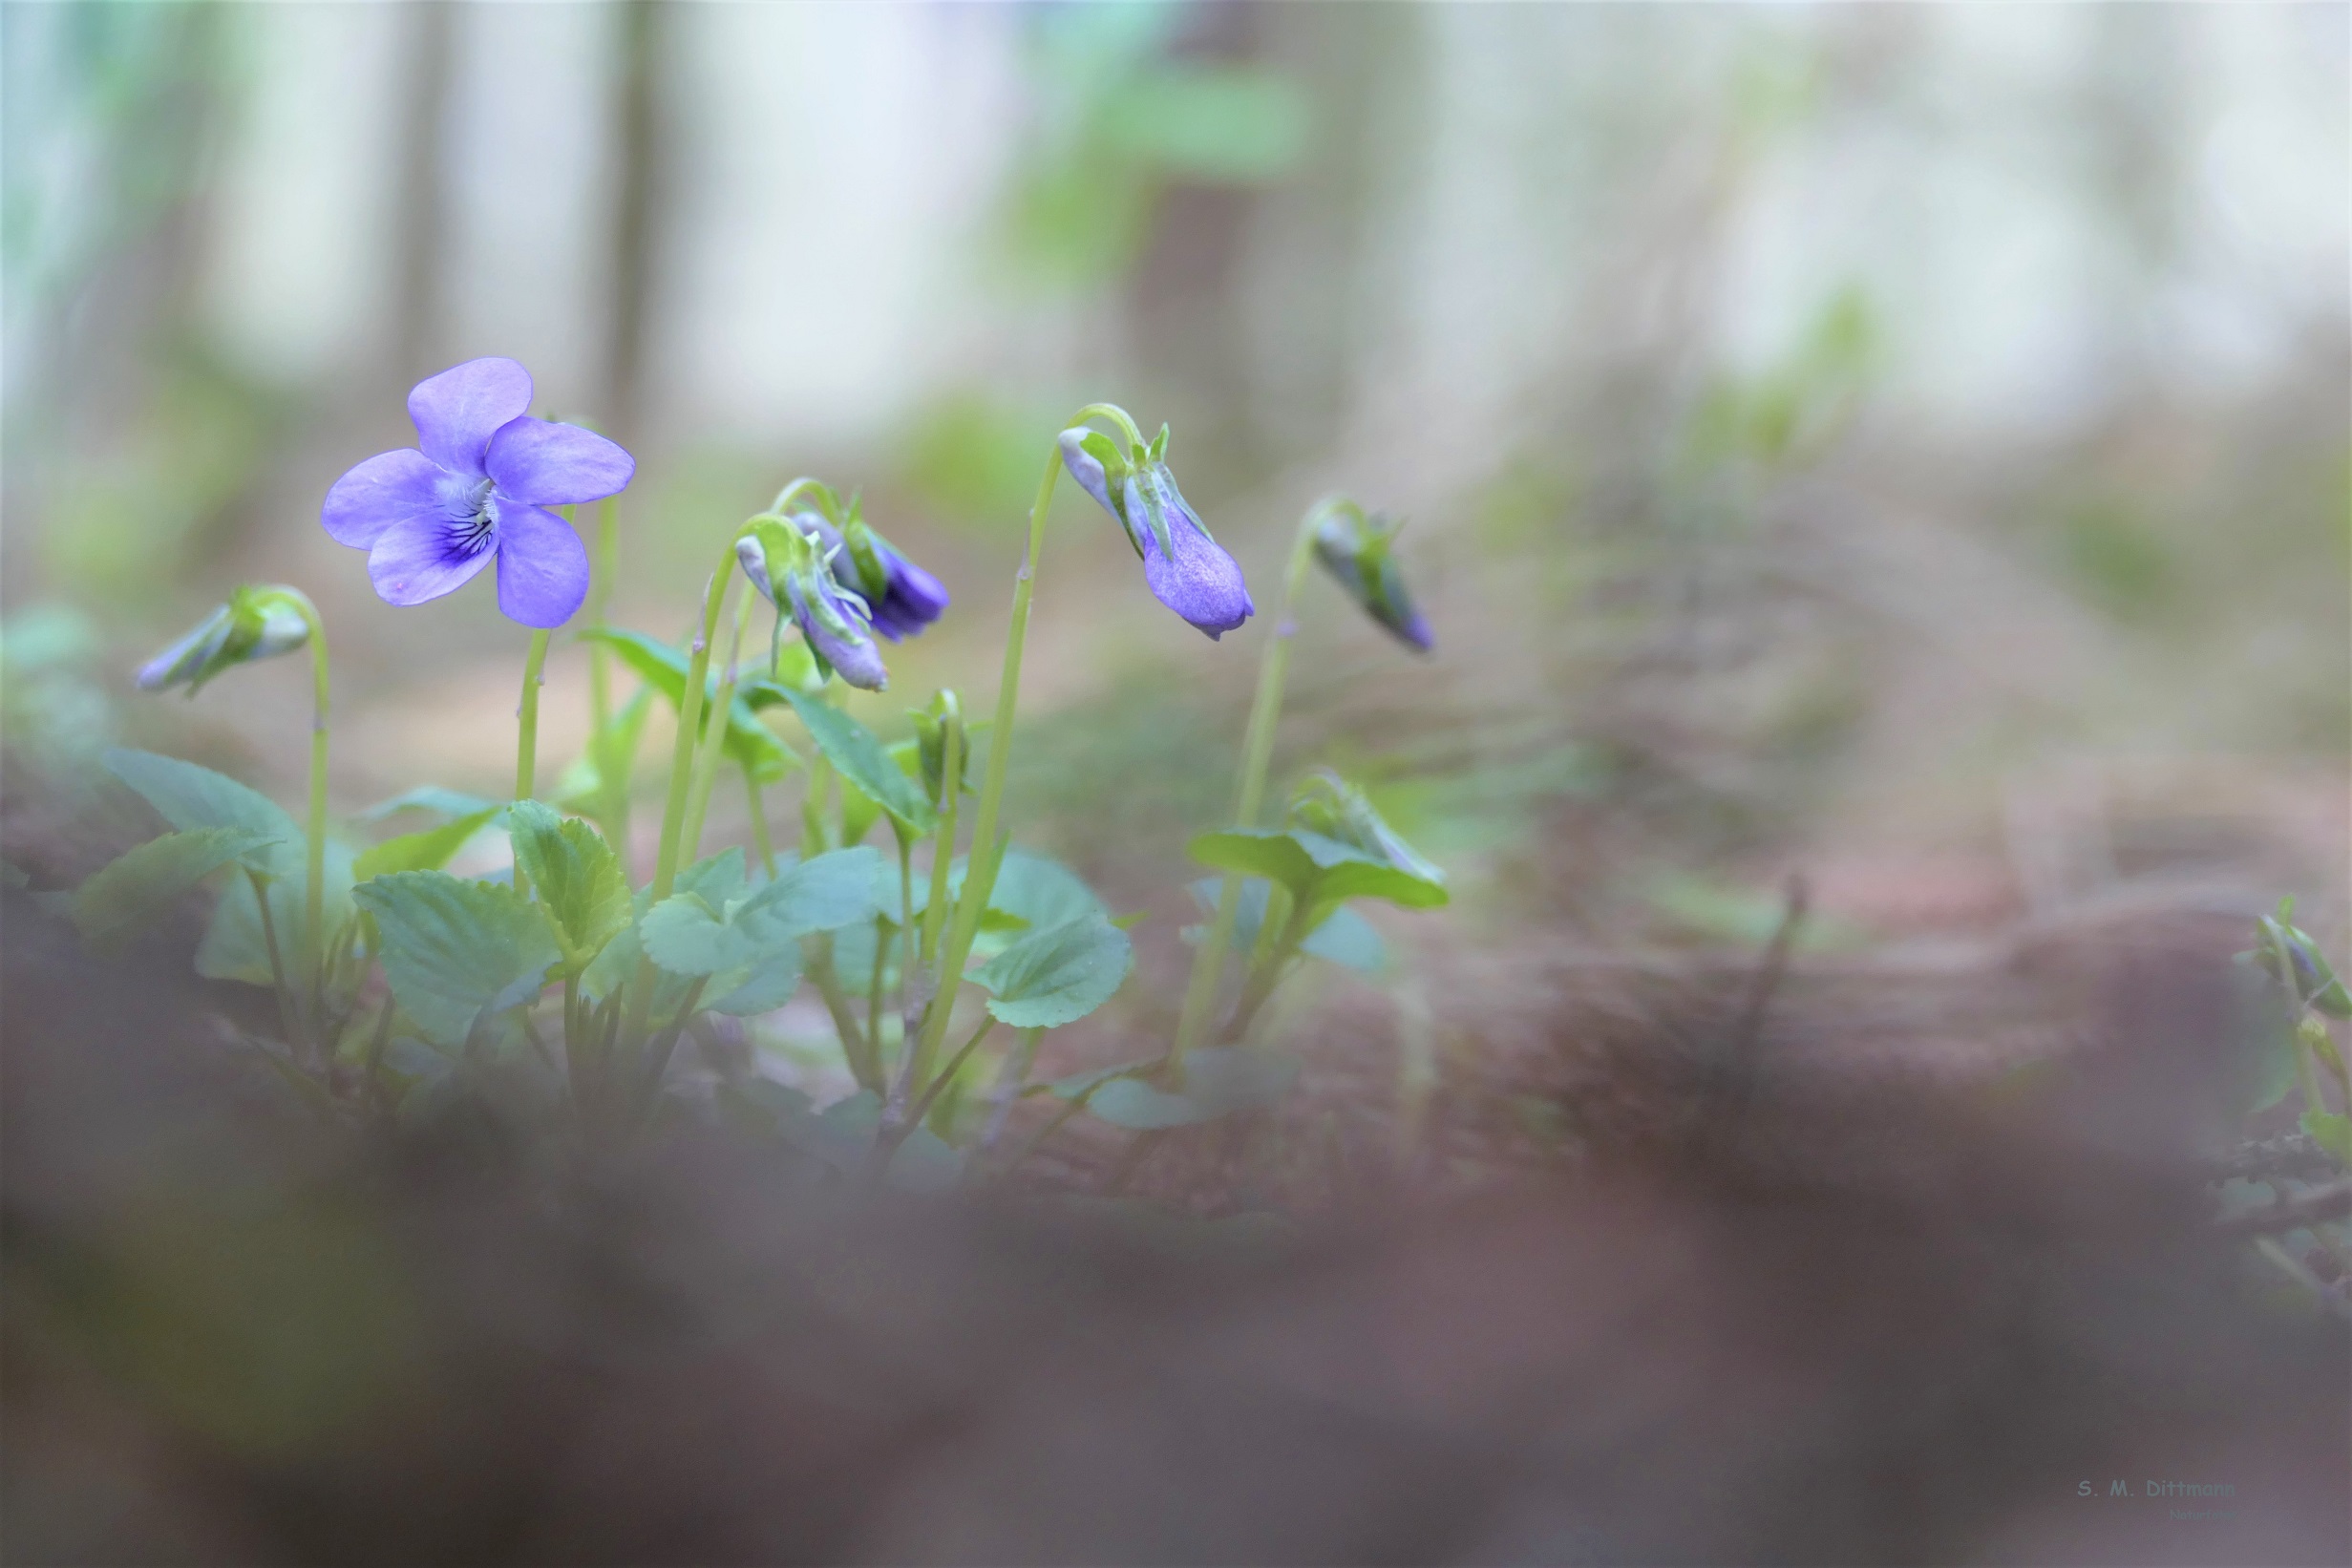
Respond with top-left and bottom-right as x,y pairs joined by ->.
1002,1 -> 1308,288
44,353 -> 282,605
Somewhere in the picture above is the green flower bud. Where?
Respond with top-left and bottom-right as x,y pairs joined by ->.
1287,768 -> 1445,887
136,586 -> 309,696
1309,498 -> 1432,652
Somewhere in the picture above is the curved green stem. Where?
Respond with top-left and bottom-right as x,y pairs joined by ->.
255,587 -> 332,1051
912,436 -> 1067,1073
625,535 -> 743,1044
680,588 -> 752,863
1171,503 -> 1323,1064
585,498 -> 627,848
746,766 -> 776,879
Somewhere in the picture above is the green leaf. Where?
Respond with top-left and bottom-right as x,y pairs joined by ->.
103,748 -> 302,879
771,687 -> 936,834
1188,829 -> 1319,897
196,838 -> 358,988
640,847 -> 885,977
1046,1055 -> 1163,1102
354,786 -> 501,825
1187,828 -> 1447,916
1087,1048 -> 1299,1131
1289,829 -> 1450,909
353,806 -> 502,880
506,801 -> 631,971
971,911 -> 1133,1028
352,872 -> 562,1049
779,1091 -> 964,1192
1186,877 -> 1388,974
2301,1108 -> 2352,1167
580,849 -> 745,1011
72,827 -> 281,952
703,949 -> 804,1016
583,628 -> 801,783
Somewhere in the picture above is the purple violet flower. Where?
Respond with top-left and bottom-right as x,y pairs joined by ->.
737,518 -> 892,691
795,506 -> 948,643
320,357 -> 634,628
1059,427 -> 1253,641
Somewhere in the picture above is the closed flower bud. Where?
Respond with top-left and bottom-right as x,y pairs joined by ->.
1061,418 -> 1253,641
1310,499 -> 1432,652
1288,768 -> 1445,888
740,515 -> 890,692
136,587 -> 309,695
908,689 -> 968,808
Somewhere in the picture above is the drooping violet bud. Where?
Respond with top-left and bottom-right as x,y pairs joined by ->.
320,357 -> 633,628
1060,413 -> 1252,640
1120,464 -> 1254,640
1310,500 -> 1432,652
832,498 -> 948,642
136,587 -> 309,695
742,515 -> 890,692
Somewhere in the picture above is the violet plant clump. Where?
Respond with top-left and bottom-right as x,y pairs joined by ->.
2218,899 -> 2352,1312
63,383 -> 1455,1187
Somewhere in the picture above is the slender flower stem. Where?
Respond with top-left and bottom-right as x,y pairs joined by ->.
636,974 -> 708,1119
875,1015 -> 997,1181
746,767 -> 776,879
1170,504 -> 1322,1065
982,1026 -> 1045,1151
247,867 -> 303,1055
865,912 -> 889,1065
680,588 -> 751,863
513,629 -> 551,801
257,588 -> 333,1050
911,409 -> 1120,1074
919,719 -> 961,971
511,626 -> 553,897
894,831 -> 916,1022
586,496 -> 630,854
625,539 -> 740,1046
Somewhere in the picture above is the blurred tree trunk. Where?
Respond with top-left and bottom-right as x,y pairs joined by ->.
604,0 -> 670,449
391,1 -> 454,381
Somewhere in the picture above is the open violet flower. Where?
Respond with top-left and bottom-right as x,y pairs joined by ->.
1059,426 -> 1253,641
321,357 -> 634,628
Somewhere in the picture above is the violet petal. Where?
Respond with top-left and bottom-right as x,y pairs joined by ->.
322,448 -> 446,548
491,498 -> 591,628
367,510 -> 496,607
408,357 -> 533,477
1143,527 -> 1254,640
484,416 -> 636,506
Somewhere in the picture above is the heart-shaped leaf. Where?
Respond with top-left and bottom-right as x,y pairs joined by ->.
507,801 -> 632,971
971,911 -> 1133,1028
640,846 -> 885,977
103,749 -> 302,879
72,827 -> 282,953
353,871 -> 562,1049
354,806 -> 503,880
